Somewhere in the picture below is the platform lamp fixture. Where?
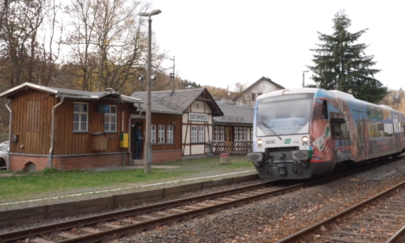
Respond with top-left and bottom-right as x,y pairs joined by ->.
139,9 -> 162,174
302,70 -> 309,88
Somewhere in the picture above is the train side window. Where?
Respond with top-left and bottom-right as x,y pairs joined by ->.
321,101 -> 328,119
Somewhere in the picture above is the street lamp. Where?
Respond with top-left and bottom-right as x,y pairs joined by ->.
302,70 -> 309,88
139,9 -> 162,174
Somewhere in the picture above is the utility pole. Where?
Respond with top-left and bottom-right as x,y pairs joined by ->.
170,56 -> 175,92
302,70 -> 309,88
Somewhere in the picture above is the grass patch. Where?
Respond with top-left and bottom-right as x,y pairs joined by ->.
0,157 -> 254,201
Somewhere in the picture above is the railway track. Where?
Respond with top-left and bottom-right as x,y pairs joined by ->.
276,180 -> 405,243
0,181 -> 304,242
0,157 -> 399,243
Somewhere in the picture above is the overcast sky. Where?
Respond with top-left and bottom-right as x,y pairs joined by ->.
148,0 -> 405,92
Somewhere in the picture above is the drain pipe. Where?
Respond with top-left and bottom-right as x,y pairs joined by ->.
48,96 -> 65,168
5,100 -> 12,171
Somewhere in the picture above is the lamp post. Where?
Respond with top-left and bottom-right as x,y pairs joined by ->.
302,70 -> 309,88
139,9 -> 162,174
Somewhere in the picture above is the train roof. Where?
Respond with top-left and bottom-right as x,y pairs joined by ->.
257,88 -> 396,112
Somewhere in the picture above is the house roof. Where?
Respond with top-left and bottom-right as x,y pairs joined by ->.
213,101 -> 254,125
0,82 -> 141,104
232,76 -> 285,101
131,88 -> 223,116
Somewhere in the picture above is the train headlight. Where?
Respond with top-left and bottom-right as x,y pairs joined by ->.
302,136 -> 308,142
257,139 -> 263,147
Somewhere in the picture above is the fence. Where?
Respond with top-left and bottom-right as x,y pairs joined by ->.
212,141 -> 253,157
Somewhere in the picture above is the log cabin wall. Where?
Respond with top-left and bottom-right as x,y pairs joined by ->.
150,113 -> 182,151
9,90 -> 56,155
53,98 -> 131,155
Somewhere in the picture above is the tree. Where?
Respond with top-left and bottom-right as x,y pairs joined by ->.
308,10 -> 388,103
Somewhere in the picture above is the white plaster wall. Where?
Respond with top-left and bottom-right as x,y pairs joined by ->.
183,145 -> 190,155
191,144 -> 205,154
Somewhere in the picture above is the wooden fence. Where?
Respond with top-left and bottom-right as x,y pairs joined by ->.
211,141 -> 253,157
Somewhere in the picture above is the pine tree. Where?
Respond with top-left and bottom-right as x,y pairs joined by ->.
308,10 -> 387,103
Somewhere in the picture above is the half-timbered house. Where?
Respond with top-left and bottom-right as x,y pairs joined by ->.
0,83 -> 141,172
130,88 -> 223,162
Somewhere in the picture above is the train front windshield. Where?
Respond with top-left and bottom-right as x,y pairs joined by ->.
256,93 -> 314,137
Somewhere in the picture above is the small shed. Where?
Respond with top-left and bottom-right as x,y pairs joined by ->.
0,83 -> 141,172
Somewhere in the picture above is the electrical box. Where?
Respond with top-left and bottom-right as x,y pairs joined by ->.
12,134 -> 18,143
120,133 -> 129,148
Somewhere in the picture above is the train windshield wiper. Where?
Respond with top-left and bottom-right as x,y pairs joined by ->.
259,120 -> 282,140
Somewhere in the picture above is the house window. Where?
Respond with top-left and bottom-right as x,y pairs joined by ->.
198,126 -> 205,142
191,126 -> 197,143
250,128 -> 252,141
239,127 -> 243,141
104,105 -> 117,132
151,125 -> 156,143
252,93 -> 256,102
73,102 -> 88,132
167,125 -> 173,143
214,127 -> 219,141
219,126 -> 224,141
234,127 -> 239,141
243,127 -> 247,141
158,125 -> 165,143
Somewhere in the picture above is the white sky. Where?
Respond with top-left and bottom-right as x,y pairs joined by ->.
149,0 -> 405,92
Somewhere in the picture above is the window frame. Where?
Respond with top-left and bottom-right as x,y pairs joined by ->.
167,125 -> 173,143
191,125 -> 198,143
198,126 -> 205,142
73,102 -> 88,132
151,125 -> 156,143
158,125 -> 165,143
104,105 -> 117,132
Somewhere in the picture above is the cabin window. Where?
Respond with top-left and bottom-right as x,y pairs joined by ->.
191,126 -> 198,143
214,127 -> 219,141
234,127 -> 239,141
73,102 -> 88,132
158,125 -> 165,143
104,105 -> 117,132
198,126 -> 205,142
321,101 -> 328,119
239,127 -> 244,141
167,125 -> 173,143
252,93 -> 256,102
219,127 -> 225,141
243,127 -> 248,141
151,125 -> 156,143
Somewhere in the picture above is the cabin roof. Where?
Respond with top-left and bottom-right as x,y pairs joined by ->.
131,88 -> 223,116
0,82 -> 141,103
214,101 -> 254,125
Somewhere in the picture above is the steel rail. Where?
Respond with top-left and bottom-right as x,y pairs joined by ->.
386,225 -> 405,243
0,181 -> 278,242
275,180 -> 405,243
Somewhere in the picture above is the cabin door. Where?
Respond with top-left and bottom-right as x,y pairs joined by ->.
224,127 -> 233,152
131,120 -> 145,160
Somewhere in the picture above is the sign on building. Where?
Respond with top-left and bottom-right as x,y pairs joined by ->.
189,113 -> 208,122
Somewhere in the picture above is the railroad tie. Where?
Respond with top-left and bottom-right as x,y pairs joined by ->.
120,219 -> 144,224
183,205 -> 201,210
156,211 -> 173,217
31,238 -> 54,243
103,223 -> 123,229
139,215 -> 159,220
58,232 -> 80,239
169,208 -> 188,213
80,227 -> 101,234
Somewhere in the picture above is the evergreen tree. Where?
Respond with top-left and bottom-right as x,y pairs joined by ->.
308,10 -> 387,103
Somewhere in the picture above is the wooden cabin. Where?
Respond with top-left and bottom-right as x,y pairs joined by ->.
130,88 -> 223,162
0,83 -> 141,172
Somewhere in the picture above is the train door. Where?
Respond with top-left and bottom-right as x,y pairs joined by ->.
131,120 -> 145,160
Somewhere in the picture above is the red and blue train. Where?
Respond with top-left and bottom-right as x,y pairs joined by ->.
248,88 -> 405,180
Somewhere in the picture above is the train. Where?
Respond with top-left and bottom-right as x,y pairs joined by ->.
248,88 -> 405,180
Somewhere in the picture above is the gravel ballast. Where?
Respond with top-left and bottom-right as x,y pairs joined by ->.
121,158 -> 405,243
